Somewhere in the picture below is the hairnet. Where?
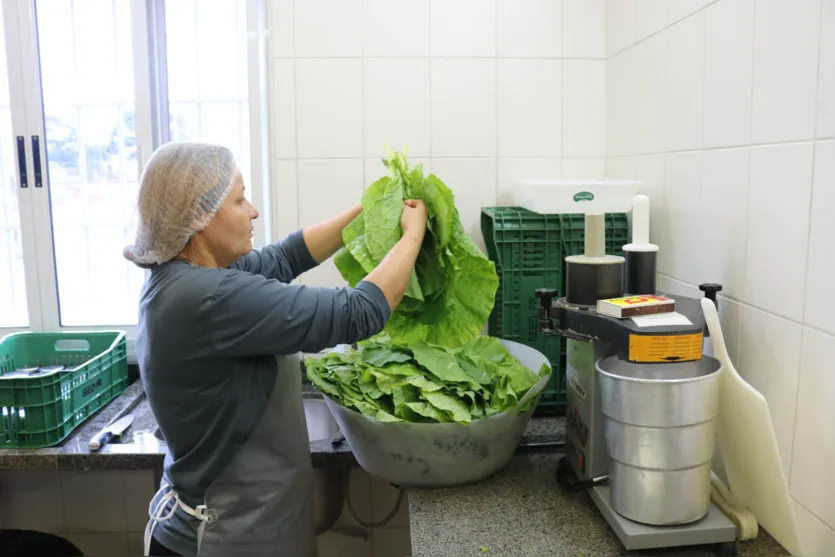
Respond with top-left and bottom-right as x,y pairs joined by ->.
123,141 -> 240,267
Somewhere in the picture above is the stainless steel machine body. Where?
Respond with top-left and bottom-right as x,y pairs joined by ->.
598,355 -> 723,525
537,211 -> 737,554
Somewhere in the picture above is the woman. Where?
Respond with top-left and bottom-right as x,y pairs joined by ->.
124,142 -> 427,557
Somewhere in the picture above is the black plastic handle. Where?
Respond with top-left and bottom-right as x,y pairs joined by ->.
16,136 -> 27,188
535,288 -> 558,308
699,283 -> 723,309
31,135 -> 42,187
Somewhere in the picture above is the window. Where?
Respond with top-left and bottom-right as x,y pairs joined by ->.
0,0 -> 271,357
0,18 -> 27,328
35,0 -> 142,327
165,0 -> 251,191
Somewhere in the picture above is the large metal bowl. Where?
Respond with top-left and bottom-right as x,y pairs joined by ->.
323,340 -> 551,488
597,355 -> 723,525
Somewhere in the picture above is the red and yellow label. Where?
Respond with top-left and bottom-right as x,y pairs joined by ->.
628,332 -> 703,363
604,295 -> 674,307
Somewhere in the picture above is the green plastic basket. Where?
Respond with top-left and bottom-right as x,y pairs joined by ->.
0,331 -> 129,449
481,207 -> 631,415
482,207 -> 564,414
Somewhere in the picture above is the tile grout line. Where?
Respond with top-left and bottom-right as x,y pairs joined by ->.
360,0 -> 366,190
59,470 -> 69,539
494,0 -> 499,177
658,273 -> 835,337
605,0 -> 723,62
493,0 -> 499,201
788,0 -> 830,488
429,0 -> 434,164
794,493 -> 835,535
278,155 -> 610,162
560,0 -> 565,174
272,55 -> 607,61
733,0 -> 760,385
120,470 -> 132,540
290,0 -> 301,237
606,137 -> 824,159
700,1 -> 708,155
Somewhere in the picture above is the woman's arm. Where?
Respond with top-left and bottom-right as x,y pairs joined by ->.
203,274 -> 391,357
230,205 -> 362,282
229,230 -> 317,283
302,205 -> 363,264
204,202 -> 428,357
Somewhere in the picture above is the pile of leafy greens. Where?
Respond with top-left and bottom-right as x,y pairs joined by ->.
316,149 -> 549,424
333,149 -> 499,348
305,334 -> 549,424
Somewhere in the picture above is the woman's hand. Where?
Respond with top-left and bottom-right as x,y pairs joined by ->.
365,199 -> 428,310
401,200 -> 428,244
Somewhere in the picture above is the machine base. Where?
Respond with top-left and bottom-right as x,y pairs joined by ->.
589,484 -> 737,552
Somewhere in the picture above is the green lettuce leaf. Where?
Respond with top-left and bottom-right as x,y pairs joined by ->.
305,335 -> 548,424
336,149 -> 498,348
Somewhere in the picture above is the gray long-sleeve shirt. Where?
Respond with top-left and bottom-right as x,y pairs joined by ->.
136,230 -> 390,508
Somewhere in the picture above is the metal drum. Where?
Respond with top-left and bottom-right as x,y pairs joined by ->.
596,355 -> 723,526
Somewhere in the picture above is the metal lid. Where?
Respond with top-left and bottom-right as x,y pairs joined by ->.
595,355 -> 722,383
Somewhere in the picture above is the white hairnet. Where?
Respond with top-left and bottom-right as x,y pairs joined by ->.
123,141 -> 240,267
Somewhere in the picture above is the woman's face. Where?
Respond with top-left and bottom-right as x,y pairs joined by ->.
195,177 -> 259,267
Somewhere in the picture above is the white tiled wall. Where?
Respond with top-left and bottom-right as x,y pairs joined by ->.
0,468 -> 410,557
269,0 -> 608,287
319,468 -> 411,557
605,0 -> 835,553
0,470 -> 155,557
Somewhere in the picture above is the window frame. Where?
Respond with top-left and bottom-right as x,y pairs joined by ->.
0,0 -> 273,364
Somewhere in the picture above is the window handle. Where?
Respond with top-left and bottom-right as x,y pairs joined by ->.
31,135 -> 43,187
16,136 -> 27,188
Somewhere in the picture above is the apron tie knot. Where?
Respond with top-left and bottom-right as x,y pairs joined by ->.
144,483 -> 211,556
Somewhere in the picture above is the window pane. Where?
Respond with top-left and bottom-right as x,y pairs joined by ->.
165,0 -> 251,193
36,0 -> 144,326
0,18 -> 28,328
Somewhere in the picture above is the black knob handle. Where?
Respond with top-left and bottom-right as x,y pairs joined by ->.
699,283 -> 723,308
535,288 -> 558,308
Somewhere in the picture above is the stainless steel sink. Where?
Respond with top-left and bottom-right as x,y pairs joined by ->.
151,398 -> 346,535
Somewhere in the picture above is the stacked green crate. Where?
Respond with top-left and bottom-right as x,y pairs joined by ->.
481,207 -> 564,414
481,208 -> 630,415
0,331 -> 129,448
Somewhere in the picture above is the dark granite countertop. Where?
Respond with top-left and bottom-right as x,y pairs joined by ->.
0,381 -> 163,471
407,452 -> 787,557
0,378 -> 567,472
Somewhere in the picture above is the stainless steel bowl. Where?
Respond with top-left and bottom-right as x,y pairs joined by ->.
597,355 -> 723,525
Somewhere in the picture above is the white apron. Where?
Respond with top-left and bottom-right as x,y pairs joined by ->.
144,355 -> 317,557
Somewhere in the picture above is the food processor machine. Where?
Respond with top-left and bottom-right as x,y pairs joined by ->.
536,196 -> 738,554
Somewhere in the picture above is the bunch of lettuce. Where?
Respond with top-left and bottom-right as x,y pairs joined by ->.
333,149 -> 499,348
306,334 -> 549,424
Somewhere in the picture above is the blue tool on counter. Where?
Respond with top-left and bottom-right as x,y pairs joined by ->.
88,413 -> 134,451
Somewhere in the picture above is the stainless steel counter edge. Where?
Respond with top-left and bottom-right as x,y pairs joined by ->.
0,378 -> 567,472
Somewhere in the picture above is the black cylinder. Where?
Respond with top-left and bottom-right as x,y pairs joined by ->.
624,250 -> 657,295
566,260 -> 624,306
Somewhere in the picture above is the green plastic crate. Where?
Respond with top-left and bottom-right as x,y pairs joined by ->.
481,207 -> 564,271
482,207 -> 564,415
481,208 -> 632,415
0,331 -> 129,449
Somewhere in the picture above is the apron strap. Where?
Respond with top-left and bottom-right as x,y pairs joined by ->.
144,483 -> 211,556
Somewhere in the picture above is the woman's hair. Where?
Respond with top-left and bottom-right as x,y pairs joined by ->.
123,141 -> 240,267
